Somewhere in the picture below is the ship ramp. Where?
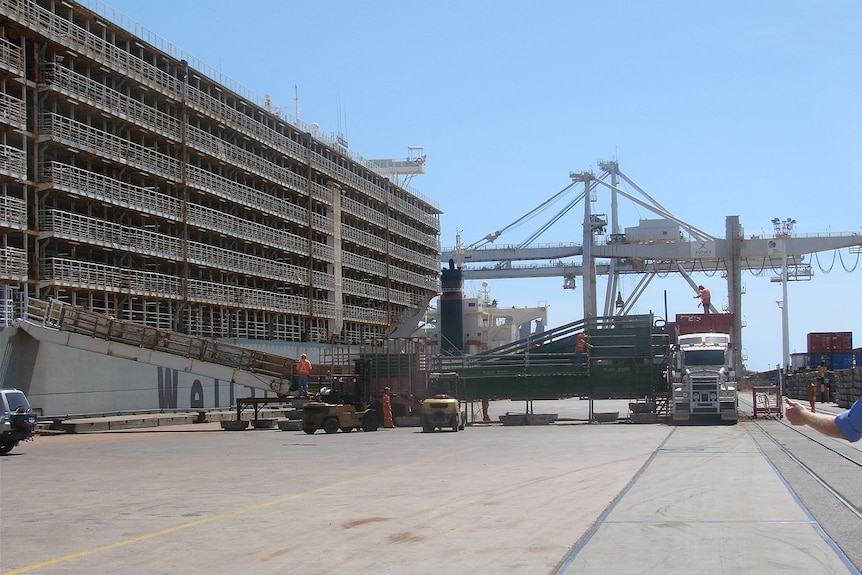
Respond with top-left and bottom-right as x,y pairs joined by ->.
437,314 -> 671,402
13,298 -> 296,395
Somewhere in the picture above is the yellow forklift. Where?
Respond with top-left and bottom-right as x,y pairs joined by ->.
421,372 -> 466,432
301,359 -> 379,434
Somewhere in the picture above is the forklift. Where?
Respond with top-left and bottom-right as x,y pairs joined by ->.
301,359 -> 379,434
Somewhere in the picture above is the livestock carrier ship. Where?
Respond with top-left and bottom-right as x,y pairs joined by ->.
0,0 -> 441,416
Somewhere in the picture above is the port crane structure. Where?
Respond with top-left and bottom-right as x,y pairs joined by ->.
440,161 -> 862,377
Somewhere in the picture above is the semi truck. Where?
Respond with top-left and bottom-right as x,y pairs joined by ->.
670,315 -> 738,423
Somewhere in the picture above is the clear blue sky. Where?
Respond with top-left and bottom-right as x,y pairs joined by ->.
97,0 -> 862,371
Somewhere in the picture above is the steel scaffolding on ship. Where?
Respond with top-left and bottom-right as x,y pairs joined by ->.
0,0 -> 440,348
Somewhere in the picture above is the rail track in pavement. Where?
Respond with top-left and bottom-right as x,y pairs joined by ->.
740,395 -> 862,572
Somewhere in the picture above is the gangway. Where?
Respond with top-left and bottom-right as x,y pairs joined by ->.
13,298 -> 297,395
438,314 -> 671,403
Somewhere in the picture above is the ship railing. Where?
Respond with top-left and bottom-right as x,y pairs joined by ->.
342,252 -> 388,277
0,246 -> 27,278
186,164 -> 329,231
44,159 -> 330,251
342,196 -> 386,228
40,257 -> 316,314
40,209 -> 181,259
44,64 -> 179,139
43,161 -> 181,219
185,201 -> 334,262
387,216 -> 440,249
0,92 -> 26,129
39,113 -> 181,181
0,194 -> 27,228
0,35 -> 23,74
0,144 -> 26,180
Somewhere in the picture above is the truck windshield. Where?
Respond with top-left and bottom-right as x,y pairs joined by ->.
684,349 -> 725,366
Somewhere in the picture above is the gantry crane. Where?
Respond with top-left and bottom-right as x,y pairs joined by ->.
440,161 -> 862,377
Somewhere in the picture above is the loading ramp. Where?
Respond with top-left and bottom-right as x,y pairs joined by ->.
13,298 -> 297,395
435,314 -> 672,408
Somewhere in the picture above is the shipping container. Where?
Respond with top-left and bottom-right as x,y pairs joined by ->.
807,352 -> 854,371
674,313 -> 734,340
808,353 -> 827,370
831,353 -> 854,370
807,332 -> 853,354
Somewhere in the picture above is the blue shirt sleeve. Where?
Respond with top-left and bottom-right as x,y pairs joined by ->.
835,397 -> 862,442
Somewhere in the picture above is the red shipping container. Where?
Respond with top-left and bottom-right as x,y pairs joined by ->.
807,332 -> 853,354
834,332 -> 853,353
807,333 -> 830,354
674,313 -> 734,339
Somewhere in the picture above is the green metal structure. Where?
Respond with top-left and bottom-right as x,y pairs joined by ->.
437,314 -> 671,401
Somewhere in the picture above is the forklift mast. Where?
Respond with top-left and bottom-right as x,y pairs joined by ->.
354,358 -> 374,405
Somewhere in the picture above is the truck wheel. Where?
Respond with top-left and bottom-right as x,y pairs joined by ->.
452,416 -> 459,432
362,411 -> 378,432
323,418 -> 340,434
303,427 -> 317,435
0,442 -> 14,454
340,427 -> 353,433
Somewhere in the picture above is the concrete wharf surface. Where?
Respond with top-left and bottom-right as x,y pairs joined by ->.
1,399 -> 859,575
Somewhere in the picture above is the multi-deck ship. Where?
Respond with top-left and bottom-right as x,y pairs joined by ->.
0,0 -> 441,415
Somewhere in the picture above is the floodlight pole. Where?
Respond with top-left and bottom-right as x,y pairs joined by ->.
771,217 -> 795,375
781,253 -> 790,373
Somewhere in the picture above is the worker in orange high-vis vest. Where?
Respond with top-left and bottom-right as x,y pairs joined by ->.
807,380 -> 817,413
296,353 -> 311,397
381,387 -> 395,428
694,285 -> 711,314
575,332 -> 591,371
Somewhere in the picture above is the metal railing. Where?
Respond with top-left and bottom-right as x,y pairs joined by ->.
0,194 -> 26,228
39,113 -> 181,180
0,144 -> 26,180
0,92 -> 25,129
0,35 -> 23,75
0,246 -> 27,279
22,297 -> 297,383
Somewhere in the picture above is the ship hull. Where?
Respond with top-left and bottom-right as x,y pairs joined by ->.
0,328 -> 317,416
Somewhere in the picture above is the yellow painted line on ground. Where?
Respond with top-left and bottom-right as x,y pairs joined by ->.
3,446 -> 477,575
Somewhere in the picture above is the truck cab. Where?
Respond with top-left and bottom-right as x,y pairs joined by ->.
672,333 -> 738,423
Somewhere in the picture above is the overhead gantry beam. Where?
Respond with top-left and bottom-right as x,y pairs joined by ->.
447,234 -> 862,281
441,243 -> 583,264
